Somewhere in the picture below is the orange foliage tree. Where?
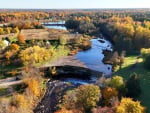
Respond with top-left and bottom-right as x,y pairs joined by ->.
102,87 -> 118,106
17,33 -> 25,43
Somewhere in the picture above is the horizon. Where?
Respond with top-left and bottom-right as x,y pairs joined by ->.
0,0 -> 150,9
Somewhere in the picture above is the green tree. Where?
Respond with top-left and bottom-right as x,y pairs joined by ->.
144,55 -> 150,70
126,73 -> 141,98
75,84 -> 101,112
107,76 -> 125,90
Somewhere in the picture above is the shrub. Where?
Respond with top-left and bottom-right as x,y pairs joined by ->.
116,98 -> 145,113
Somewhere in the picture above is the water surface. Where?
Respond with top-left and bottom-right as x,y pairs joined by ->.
75,38 -> 112,76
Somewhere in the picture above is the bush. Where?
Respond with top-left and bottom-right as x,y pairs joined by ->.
126,73 -> 141,98
116,98 -> 145,113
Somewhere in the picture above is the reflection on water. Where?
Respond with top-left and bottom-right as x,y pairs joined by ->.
64,78 -> 94,85
43,21 -> 66,30
75,38 -> 113,76
46,26 -> 67,30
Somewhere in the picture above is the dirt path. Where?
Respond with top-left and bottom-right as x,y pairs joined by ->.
0,80 -> 23,88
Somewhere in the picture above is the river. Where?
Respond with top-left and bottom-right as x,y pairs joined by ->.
44,22 -> 113,84
42,21 -> 67,30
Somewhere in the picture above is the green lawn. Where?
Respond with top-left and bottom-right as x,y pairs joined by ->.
114,56 -> 150,113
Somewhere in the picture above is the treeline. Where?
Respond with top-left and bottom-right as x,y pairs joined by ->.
65,16 -> 100,36
0,21 -> 44,35
99,16 -> 150,54
0,11 -> 49,23
1,9 -> 150,23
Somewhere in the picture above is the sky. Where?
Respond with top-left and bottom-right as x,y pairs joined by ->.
0,0 -> 150,9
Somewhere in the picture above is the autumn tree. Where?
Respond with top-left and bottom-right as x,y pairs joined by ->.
116,98 -> 145,113
19,46 -> 52,65
17,33 -> 25,43
107,76 -> 125,90
102,87 -> 118,106
75,84 -> 101,112
62,84 -> 101,112
27,78 -> 41,96
0,28 -> 4,35
62,90 -> 77,110
10,44 -> 20,51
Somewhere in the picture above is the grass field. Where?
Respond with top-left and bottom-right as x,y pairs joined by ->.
114,56 -> 150,113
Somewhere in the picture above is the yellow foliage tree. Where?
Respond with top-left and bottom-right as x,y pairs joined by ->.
12,94 -> 28,109
116,98 -> 145,113
19,46 -> 52,65
27,78 -> 40,97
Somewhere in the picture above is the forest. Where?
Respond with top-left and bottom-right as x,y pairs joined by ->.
0,8 -> 150,113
